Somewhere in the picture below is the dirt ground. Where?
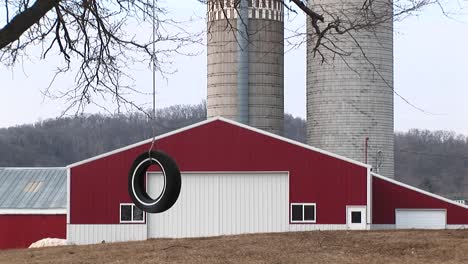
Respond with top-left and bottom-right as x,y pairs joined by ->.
0,230 -> 467,264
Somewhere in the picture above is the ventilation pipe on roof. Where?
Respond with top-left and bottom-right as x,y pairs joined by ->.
237,0 -> 249,124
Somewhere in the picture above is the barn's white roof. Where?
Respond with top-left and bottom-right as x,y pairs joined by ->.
0,167 -> 67,213
67,116 -> 371,169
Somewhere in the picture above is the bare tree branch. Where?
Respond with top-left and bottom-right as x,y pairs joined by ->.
0,0 -> 461,117
0,0 -> 60,49
1,0 -> 203,117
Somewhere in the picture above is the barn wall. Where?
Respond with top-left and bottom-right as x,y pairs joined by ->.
0,214 -> 66,249
70,120 -> 367,226
372,176 -> 468,225
67,224 -> 147,245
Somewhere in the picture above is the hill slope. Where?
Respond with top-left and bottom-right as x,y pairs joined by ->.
0,230 -> 467,264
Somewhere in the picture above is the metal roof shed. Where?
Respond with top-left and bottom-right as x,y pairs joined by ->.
0,168 -> 67,249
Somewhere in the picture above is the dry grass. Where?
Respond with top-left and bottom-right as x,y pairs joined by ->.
1,230 -> 468,264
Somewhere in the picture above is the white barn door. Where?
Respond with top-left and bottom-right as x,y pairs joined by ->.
346,206 -> 367,230
395,209 -> 446,229
147,172 -> 289,238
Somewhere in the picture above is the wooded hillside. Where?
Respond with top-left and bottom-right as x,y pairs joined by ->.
0,102 -> 466,199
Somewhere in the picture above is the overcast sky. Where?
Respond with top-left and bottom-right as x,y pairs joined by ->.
1,1 -> 467,135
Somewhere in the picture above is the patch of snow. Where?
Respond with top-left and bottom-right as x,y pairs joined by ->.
29,238 -> 73,248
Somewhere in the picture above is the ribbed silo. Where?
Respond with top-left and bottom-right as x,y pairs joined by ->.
306,0 -> 394,178
207,0 -> 284,135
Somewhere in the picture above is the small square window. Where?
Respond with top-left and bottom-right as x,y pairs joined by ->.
304,205 -> 315,221
133,206 -> 144,221
120,204 -> 145,223
291,205 -> 303,221
291,203 -> 316,223
120,205 -> 132,222
351,211 -> 362,224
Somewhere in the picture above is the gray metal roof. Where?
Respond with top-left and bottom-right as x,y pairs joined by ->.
0,168 -> 66,209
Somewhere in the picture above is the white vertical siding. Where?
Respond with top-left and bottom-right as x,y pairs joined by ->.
447,225 -> 468,229
67,224 -> 147,245
218,173 -> 290,235
147,172 -> 289,238
147,173 -> 220,238
370,224 -> 395,230
288,224 -> 347,231
395,209 -> 447,229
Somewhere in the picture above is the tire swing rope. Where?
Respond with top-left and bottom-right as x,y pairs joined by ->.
128,102 -> 182,214
128,0 -> 181,214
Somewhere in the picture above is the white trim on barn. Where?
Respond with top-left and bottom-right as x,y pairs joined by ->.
371,172 -> 468,210
67,223 -> 353,244
67,117 -> 371,169
370,224 -> 396,230
446,225 -> 468,229
372,224 -> 468,230
66,118 -> 218,168
366,167 -> 372,226
288,224 -> 348,231
218,117 -> 371,168
0,209 -> 67,215
67,168 -> 71,224
67,224 -> 147,245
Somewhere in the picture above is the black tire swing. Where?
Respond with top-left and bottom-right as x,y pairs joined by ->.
128,151 -> 181,213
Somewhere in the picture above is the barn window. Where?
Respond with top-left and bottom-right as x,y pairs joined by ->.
351,211 -> 362,224
120,203 -> 145,223
290,203 -> 316,223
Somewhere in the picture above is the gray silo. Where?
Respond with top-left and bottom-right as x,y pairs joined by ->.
207,0 -> 284,135
306,0 -> 394,178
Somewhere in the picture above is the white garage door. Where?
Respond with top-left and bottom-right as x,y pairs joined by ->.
395,209 -> 446,229
147,172 -> 289,238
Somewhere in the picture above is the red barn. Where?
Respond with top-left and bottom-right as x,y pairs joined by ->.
66,117 -> 468,245
372,173 -> 468,229
0,168 -> 67,249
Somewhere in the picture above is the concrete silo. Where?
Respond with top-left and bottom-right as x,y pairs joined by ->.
207,0 -> 284,135
306,0 -> 394,178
